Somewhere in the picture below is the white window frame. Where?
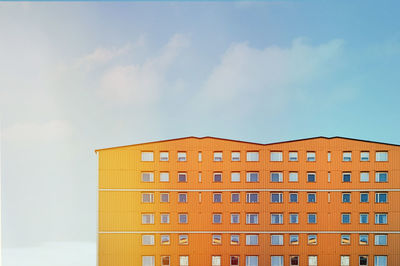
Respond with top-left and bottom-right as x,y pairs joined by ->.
307,151 -> 316,162
245,235 -> 259,245
289,172 -> 298,182
246,172 -> 259,182
246,213 -> 259,224
230,235 -> 240,245
308,256 -> 318,266
231,172 -> 240,182
212,256 -> 221,266
341,234 -> 350,245
375,213 -> 387,224
178,193 -> 187,203
212,234 -> 222,245
141,193 -> 154,203
213,193 -> 222,203
375,151 -> 388,162
271,255 -> 284,266
359,234 -> 368,245
213,172 -> 222,182
360,172 -> 369,182
213,213 -> 222,224
246,151 -> 259,162
343,152 -> 352,161
231,151 -> 240,161
160,172 -> 169,182
360,213 -> 368,224
231,193 -> 240,203
270,235 -> 283,246
230,255 -> 240,266
213,152 -> 223,162
359,255 -> 368,266
160,151 -> 169,161
271,213 -> 283,224
360,151 -> 369,161
160,213 -> 170,224
270,151 -> 283,162
160,193 -> 169,203
308,193 -> 316,203
179,213 -> 188,224
231,213 -> 240,224
141,152 -> 154,162
142,213 -> 154,224
342,193 -> 351,203
307,235 -> 317,245
178,172 -> 187,182
177,152 -> 187,162
290,234 -> 299,245
161,234 -> 170,245
375,192 -> 388,203
342,172 -> 351,182
142,256 -> 155,266
360,192 -> 369,203
271,193 -> 283,203
270,172 -> 283,182
246,192 -> 259,203
246,256 -> 258,266
374,256 -> 387,266
340,255 -> 350,266
289,193 -> 298,203
290,255 -> 299,266
374,234 -> 387,245
141,234 -> 155,245
290,213 -> 299,224
179,235 -> 188,245
341,213 -> 351,224
307,172 -> 316,182
161,256 -> 170,266
375,172 -> 388,182
289,151 -> 298,161
179,256 -> 189,266
308,213 -> 317,224
141,172 -> 154,182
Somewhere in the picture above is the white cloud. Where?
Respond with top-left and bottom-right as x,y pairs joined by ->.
98,34 -> 190,105
2,120 -> 74,142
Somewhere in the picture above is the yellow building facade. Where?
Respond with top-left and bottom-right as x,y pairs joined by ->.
96,136 -> 400,266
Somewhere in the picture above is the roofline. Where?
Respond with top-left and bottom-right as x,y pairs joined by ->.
95,136 -> 400,153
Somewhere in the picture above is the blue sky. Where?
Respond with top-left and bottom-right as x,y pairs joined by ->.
1,1 -> 400,264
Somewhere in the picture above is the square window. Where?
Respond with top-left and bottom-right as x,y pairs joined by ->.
359,255 -> 368,266
308,213 -> 317,224
360,213 -> 369,224
212,234 -> 222,245
246,256 -> 258,266
142,213 -> 154,224
178,193 -> 187,203
161,256 -> 170,266
179,213 -> 188,224
359,234 -> 368,245
246,172 -> 259,182
307,152 -> 316,162
213,152 -> 223,161
142,193 -> 154,203
360,193 -> 369,203
271,255 -> 284,266
290,235 -> 299,245
375,213 -> 387,224
307,172 -> 316,182
360,151 -> 369,161
231,152 -> 240,161
308,193 -> 316,203
160,172 -> 169,182
231,235 -> 240,245
308,256 -> 318,266
246,151 -> 259,161
142,256 -> 155,266
231,213 -> 240,224
289,193 -> 298,203
231,193 -> 240,203
271,193 -> 283,203
290,213 -> 299,224
376,151 -> 388,162
213,173 -> 222,182
161,235 -> 170,245
271,213 -> 283,224
213,213 -> 222,223
289,172 -> 298,182
375,172 -> 388,182
142,235 -> 155,245
213,193 -> 222,203
245,235 -> 258,245
160,152 -> 169,161
341,234 -> 350,245
142,172 -> 154,182
160,193 -> 169,203
360,172 -> 369,182
246,213 -> 259,224
343,152 -> 352,161
308,235 -> 317,245
271,235 -> 283,245
179,235 -> 188,245
342,172 -> 351,182
290,256 -> 299,266
271,172 -> 283,182
340,255 -> 350,266
374,256 -> 387,266
246,193 -> 259,203
177,152 -> 187,162
289,151 -> 298,161
231,172 -> 240,182
141,152 -> 154,162
341,213 -> 351,224
161,213 -> 170,224
270,151 -> 283,161
374,234 -> 387,245
178,173 -> 187,182
180,256 -> 189,266
342,193 -> 351,203
230,256 -> 239,266
375,192 -> 388,203
212,256 -> 221,266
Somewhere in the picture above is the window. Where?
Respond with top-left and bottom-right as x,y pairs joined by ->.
212,234 -> 222,245
307,172 -> 316,182
342,172 -> 351,182
290,256 -> 299,266
290,235 -> 299,245
142,235 -> 155,245
160,172 -> 169,182
246,193 -> 259,203
230,256 -> 239,266
214,152 -> 222,161
177,152 -> 187,161
231,234 -> 240,245
213,213 -> 222,224
178,172 -> 187,182
375,172 -> 388,182
341,213 -> 351,224
374,234 -> 387,245
212,256 -> 221,266
271,213 -> 283,224
179,213 -> 188,224
178,193 -> 187,203
289,151 -> 298,161
342,193 -> 351,203
246,213 -> 259,224
142,193 -> 154,203
246,235 -> 258,245
246,151 -> 259,161
160,152 -> 169,161
161,234 -> 170,245
360,192 -> 369,203
179,234 -> 188,245
307,151 -> 316,162
328,151 -> 331,162
179,256 -> 189,266
340,256 -> 350,266
213,172 -> 222,182
289,172 -> 298,182
271,256 -> 284,266
231,172 -> 240,182
198,152 -> 202,162
360,151 -> 369,161
289,193 -> 298,203
246,256 -> 258,266
141,172 -> 154,182
198,172 -> 202,183
360,172 -> 369,182
270,151 -> 283,161
213,193 -> 222,203
375,213 -> 387,224
141,152 -> 154,161
161,213 -> 170,224
271,172 -> 283,182
375,192 -> 388,203
231,213 -> 240,224
271,193 -> 283,203
308,256 -> 318,266
290,213 -> 299,224
308,213 -> 317,224
359,234 -> 368,245
341,234 -> 350,245
142,256 -> 155,266
375,151 -> 388,162
359,256 -> 368,266
160,193 -> 169,203
308,234 -> 317,245
161,256 -> 170,266
342,152 -> 352,161
231,193 -> 240,203
246,172 -> 259,182
231,152 -> 240,161
360,213 -> 369,224
308,193 -> 316,203
271,235 -> 283,245
142,213 -> 154,224
374,256 -> 387,266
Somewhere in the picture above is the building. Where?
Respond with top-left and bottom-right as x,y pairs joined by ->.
96,136 -> 400,266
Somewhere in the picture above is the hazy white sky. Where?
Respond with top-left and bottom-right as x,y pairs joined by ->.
1,1 -> 400,265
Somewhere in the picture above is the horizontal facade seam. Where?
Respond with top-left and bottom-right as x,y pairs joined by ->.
98,231 -> 400,234
99,189 -> 400,192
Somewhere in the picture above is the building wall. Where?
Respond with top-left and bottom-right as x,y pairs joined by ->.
97,137 -> 400,266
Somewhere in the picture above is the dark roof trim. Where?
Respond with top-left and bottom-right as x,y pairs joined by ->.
95,136 -> 400,153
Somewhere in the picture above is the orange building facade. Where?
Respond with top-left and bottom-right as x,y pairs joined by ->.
96,136 -> 400,266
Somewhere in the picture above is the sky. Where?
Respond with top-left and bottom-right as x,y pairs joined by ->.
1,1 -> 400,265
